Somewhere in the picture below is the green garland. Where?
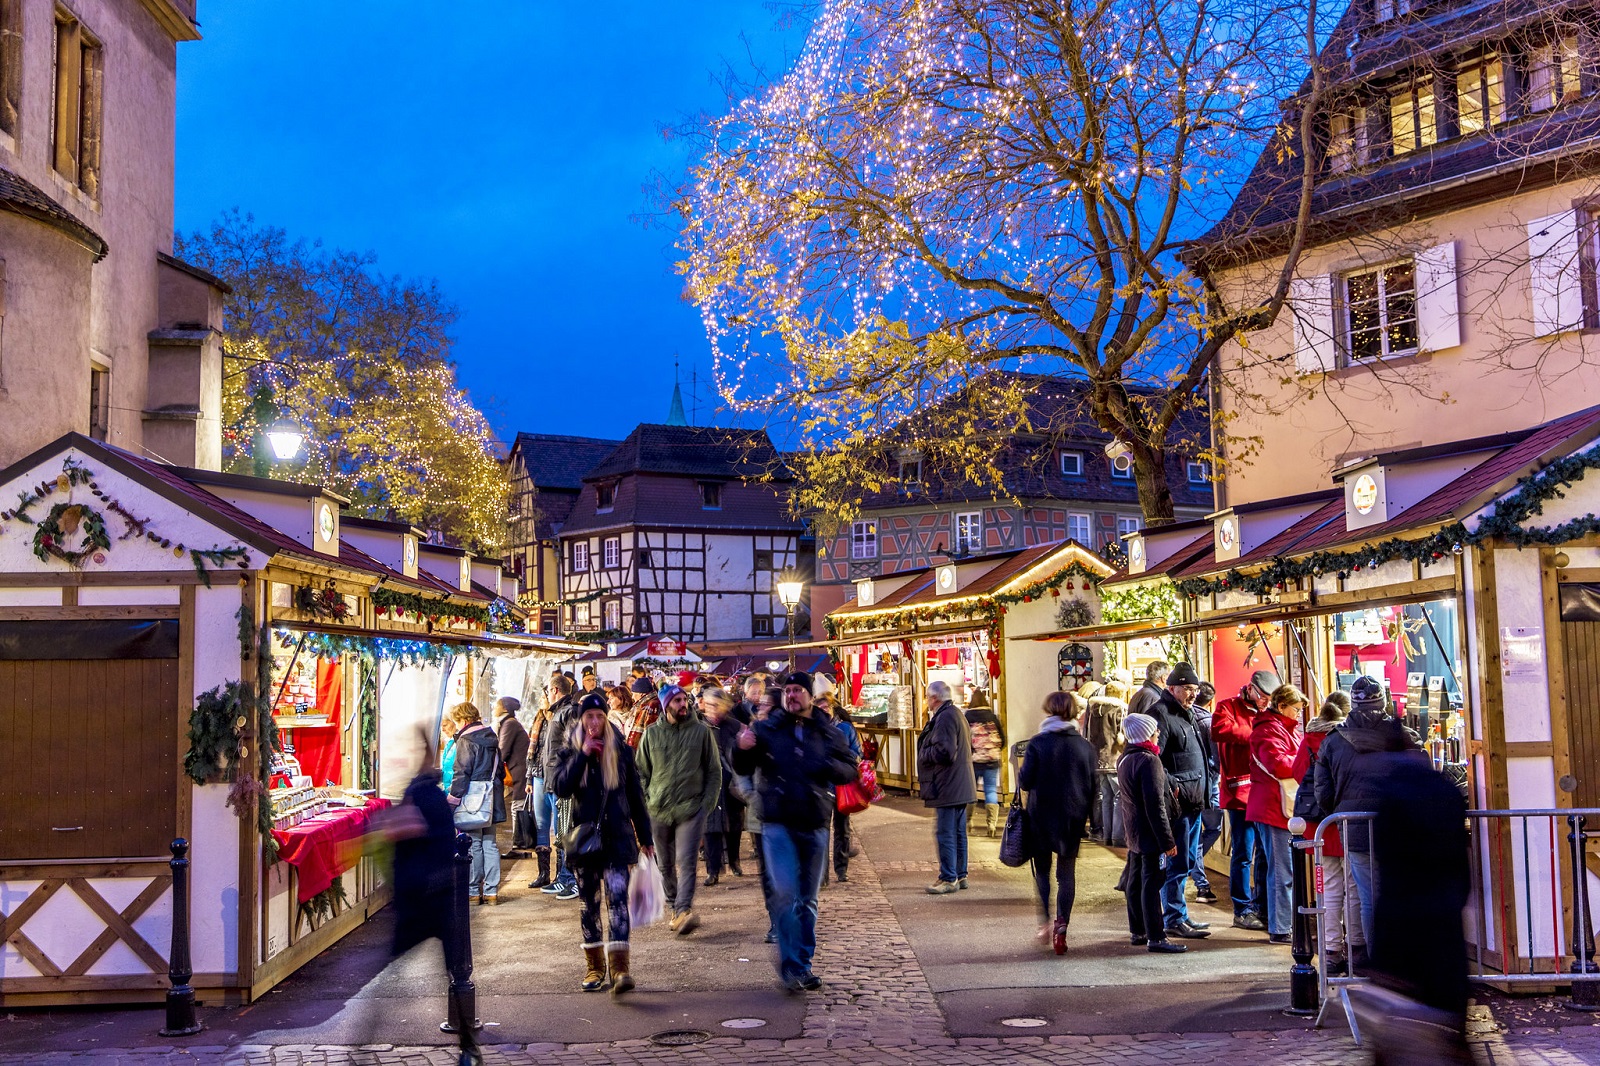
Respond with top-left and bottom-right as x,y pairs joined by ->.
295,582 -> 353,623
1100,581 -> 1187,665
1172,441 -> 1600,599
519,588 -> 605,611
825,561 -> 1105,638
184,681 -> 249,784
357,651 -> 379,790
243,607 -> 280,858
298,878 -> 349,930
372,585 -> 489,627
282,628 -> 477,667
32,502 -> 111,567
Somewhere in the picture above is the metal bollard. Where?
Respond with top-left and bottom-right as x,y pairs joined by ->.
158,838 -> 203,1037
440,830 -> 483,1065
1285,821 -> 1319,1017
1569,815 -> 1599,1012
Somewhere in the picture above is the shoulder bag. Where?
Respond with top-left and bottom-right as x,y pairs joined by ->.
452,780 -> 493,830
998,792 -> 1031,868
1252,751 -> 1299,820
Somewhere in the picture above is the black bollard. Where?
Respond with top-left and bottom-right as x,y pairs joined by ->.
158,838 -> 203,1037
1569,815 -> 1599,1012
440,830 -> 482,1065
1284,825 -> 1319,1017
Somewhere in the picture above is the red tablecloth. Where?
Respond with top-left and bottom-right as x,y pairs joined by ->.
271,797 -> 390,903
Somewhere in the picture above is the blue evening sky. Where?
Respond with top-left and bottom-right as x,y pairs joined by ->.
175,2 -> 803,447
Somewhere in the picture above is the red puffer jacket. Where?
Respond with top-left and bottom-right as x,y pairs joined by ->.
1245,709 -> 1303,830
1290,724 -> 1343,856
1210,694 -> 1257,810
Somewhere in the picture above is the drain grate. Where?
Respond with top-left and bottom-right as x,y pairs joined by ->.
651,1028 -> 714,1046
1000,1016 -> 1049,1028
720,1017 -> 768,1029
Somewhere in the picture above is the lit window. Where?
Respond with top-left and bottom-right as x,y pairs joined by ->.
1389,82 -> 1437,155
603,599 -> 621,630
1526,36 -> 1581,113
1110,455 -> 1134,480
52,10 -> 102,196
1067,513 -> 1091,544
1187,460 -> 1210,484
1117,516 -> 1142,538
1456,57 -> 1505,134
1374,0 -> 1410,21
603,537 -> 620,569
596,482 -> 616,511
954,512 -> 982,554
851,520 -> 878,559
1343,260 -> 1418,362
1327,108 -> 1369,173
572,542 -> 588,572
1060,451 -> 1084,476
574,602 -> 591,627
700,482 -> 722,510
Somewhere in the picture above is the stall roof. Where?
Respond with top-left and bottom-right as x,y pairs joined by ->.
1100,530 -> 1215,587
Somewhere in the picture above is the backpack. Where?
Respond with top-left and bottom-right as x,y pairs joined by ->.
970,720 -> 1002,764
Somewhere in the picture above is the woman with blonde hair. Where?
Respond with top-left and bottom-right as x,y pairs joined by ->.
552,693 -> 654,994
443,701 -> 507,904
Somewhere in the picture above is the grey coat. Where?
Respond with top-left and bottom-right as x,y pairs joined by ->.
917,700 -> 977,808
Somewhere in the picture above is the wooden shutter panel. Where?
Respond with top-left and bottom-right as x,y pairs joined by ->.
1528,210 -> 1584,337
1414,241 -> 1462,352
1289,274 -> 1337,374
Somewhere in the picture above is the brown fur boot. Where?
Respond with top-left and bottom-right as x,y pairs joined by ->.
608,944 -> 634,995
581,945 -> 608,992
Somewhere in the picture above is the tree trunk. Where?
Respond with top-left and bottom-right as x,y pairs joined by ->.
1129,440 -> 1177,526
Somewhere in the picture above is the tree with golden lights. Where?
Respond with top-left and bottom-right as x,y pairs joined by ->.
679,0 -> 1332,525
177,211 -> 509,553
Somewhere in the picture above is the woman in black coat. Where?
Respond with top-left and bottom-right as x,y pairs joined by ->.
552,693 -> 655,995
1117,712 -> 1185,955
1019,691 -> 1097,954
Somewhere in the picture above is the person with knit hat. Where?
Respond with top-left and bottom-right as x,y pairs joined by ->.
1116,712 -> 1185,954
636,683 -> 722,935
619,678 -> 661,749
1211,669 -> 1279,930
1149,662 -> 1213,939
1084,679 -> 1129,846
1248,683 -> 1307,943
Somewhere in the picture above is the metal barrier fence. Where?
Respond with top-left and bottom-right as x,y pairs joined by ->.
1300,808 -> 1600,1043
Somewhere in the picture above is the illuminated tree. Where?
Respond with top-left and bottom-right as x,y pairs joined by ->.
178,212 -> 509,552
679,0 -> 1331,524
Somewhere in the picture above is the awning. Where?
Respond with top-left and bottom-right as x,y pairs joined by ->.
829,618 -> 994,647
1017,575 -> 1458,643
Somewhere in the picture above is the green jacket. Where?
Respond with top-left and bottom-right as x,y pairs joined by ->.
636,714 -> 722,824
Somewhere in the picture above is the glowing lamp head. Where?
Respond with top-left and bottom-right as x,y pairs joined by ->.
265,417 -> 306,461
776,569 -> 804,609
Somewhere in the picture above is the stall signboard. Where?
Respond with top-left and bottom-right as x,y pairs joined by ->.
648,638 -> 687,657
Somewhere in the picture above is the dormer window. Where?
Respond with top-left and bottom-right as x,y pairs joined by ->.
1389,82 -> 1437,155
900,457 -> 923,487
1456,56 -> 1505,134
596,481 -> 616,512
1374,0 -> 1410,22
700,481 -> 722,510
1060,450 -> 1084,476
1327,108 -> 1370,173
1526,36 -> 1581,113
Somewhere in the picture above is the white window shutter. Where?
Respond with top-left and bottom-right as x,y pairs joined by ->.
1414,241 -> 1461,352
1289,274 -> 1337,374
1528,210 -> 1583,337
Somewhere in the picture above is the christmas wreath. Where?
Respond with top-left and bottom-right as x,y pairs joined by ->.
32,502 -> 112,567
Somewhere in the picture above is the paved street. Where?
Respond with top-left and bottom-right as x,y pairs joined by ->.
3,797 -> 1598,1064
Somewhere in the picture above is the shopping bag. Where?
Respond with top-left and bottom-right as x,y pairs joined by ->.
628,853 -> 667,928
997,793 -> 1032,868
835,781 -> 871,815
857,759 -> 885,803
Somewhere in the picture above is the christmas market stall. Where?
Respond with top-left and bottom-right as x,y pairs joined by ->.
1035,408 -> 1600,978
824,540 -> 1112,793
0,434 -> 522,1007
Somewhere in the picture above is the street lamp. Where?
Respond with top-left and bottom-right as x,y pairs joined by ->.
265,416 -> 306,462
776,568 -> 804,670
248,386 -> 306,476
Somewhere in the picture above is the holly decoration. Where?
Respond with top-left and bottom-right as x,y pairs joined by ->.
295,582 -> 353,623
32,502 -> 111,567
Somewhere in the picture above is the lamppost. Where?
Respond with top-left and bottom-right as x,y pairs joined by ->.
776,568 -> 804,670
248,386 -> 306,477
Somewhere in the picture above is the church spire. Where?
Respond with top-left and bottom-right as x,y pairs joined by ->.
666,360 -> 688,426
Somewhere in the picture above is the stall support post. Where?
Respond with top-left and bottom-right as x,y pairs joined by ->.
441,830 -> 483,1062
1568,814 -> 1600,1012
1285,832 -> 1319,1017
158,838 -> 203,1037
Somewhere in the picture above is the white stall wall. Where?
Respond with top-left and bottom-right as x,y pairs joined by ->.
378,663 -> 445,800
190,783 -> 240,975
1004,592 -> 1100,750
1493,549 -> 1552,745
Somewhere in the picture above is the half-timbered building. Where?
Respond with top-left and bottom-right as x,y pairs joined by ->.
503,433 -> 620,634
557,424 -> 804,642
811,375 -> 1212,621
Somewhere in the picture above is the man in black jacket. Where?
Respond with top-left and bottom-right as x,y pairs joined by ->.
496,697 -> 532,857
917,680 -> 978,894
1150,662 -> 1211,939
539,674 -> 583,900
1314,675 -> 1423,952
734,671 -> 857,992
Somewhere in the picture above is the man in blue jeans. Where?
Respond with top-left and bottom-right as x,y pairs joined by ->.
917,681 -> 977,894
1149,663 -> 1212,939
734,672 -> 858,991
1212,671 -> 1276,929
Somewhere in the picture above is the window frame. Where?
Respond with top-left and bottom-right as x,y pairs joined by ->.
595,481 -> 616,512
602,536 -> 620,569
89,364 -> 109,441
851,519 -> 878,560
754,548 -> 774,571
1327,106 -> 1370,173
1116,516 -> 1142,538
571,541 -> 589,573
1066,513 -> 1092,544
900,457 -> 923,487
953,511 -> 983,555
1187,460 -> 1210,485
51,7 -> 102,197
1340,257 -> 1420,364
1059,450 -> 1084,476
699,481 -> 722,510
602,598 -> 622,631
753,615 -> 774,637
1388,80 -> 1437,156
1525,35 -> 1582,114
1455,54 -> 1505,135
573,601 -> 591,627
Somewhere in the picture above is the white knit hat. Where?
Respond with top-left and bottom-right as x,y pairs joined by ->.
1122,713 -> 1158,745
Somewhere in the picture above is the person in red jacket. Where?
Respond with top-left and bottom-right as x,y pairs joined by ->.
1292,691 -> 1358,974
1248,683 -> 1307,943
1210,670 -> 1276,930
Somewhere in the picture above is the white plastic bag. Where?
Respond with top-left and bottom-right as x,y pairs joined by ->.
629,852 -> 666,928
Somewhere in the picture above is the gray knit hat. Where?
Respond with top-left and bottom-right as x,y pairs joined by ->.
1123,713 -> 1159,745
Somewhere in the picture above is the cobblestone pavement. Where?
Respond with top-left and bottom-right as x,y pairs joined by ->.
8,811 -> 1600,1065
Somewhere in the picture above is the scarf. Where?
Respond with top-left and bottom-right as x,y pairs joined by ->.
1130,738 -> 1160,755
1037,715 -> 1076,735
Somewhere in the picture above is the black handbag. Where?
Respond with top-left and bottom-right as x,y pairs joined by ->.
998,793 -> 1031,868
561,820 -> 603,864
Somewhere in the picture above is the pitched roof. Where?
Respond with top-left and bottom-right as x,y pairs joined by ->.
585,424 -> 790,482
0,165 -> 108,260
511,433 -> 623,491
1194,2 -> 1600,262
